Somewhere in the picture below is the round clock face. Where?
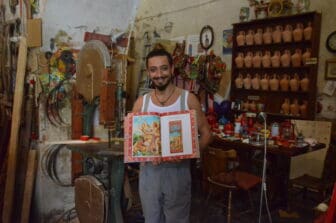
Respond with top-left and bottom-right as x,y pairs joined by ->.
200,25 -> 214,50
326,31 -> 336,53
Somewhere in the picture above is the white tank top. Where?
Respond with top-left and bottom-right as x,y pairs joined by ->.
141,90 -> 189,112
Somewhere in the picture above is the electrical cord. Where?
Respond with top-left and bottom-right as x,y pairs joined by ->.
258,115 -> 273,223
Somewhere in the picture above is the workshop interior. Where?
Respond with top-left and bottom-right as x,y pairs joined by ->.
0,0 -> 336,222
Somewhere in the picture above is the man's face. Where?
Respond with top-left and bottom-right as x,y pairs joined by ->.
147,55 -> 174,91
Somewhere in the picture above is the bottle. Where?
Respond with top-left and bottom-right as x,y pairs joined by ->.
291,49 -> 302,67
272,25 -> 282,44
243,73 -> 252,89
280,74 -> 290,91
235,73 -> 244,89
246,29 -> 254,45
263,26 -> 272,44
290,98 -> 299,116
303,21 -> 312,41
262,50 -> 271,68
254,28 -> 263,45
282,24 -> 293,43
293,23 -> 304,42
271,50 -> 281,68
300,74 -> 309,92
281,98 -> 290,114
260,74 -> 269,91
289,73 -> 299,92
252,51 -> 262,68
236,30 -> 246,46
269,74 -> 279,91
235,52 -> 244,68
244,51 -> 253,68
252,73 -> 260,90
281,49 -> 291,67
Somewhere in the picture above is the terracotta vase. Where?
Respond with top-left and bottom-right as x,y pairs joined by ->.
293,23 -> 304,42
260,74 -> 269,91
243,100 -> 250,111
280,74 -> 290,91
290,98 -> 300,116
272,25 -> 283,44
300,74 -> 310,92
263,26 -> 272,44
235,52 -> 244,68
282,24 -> 293,43
243,74 -> 252,89
299,100 -> 308,117
291,48 -> 302,67
254,28 -> 263,45
303,22 -> 312,41
271,50 -> 281,68
302,48 -> 311,65
252,73 -> 260,90
246,29 -> 254,46
252,51 -> 262,68
281,98 -> 290,115
269,74 -> 279,91
249,100 -> 257,112
244,51 -> 253,68
280,49 -> 291,67
289,73 -> 300,92
235,73 -> 244,88
262,50 -> 271,68
236,30 -> 246,46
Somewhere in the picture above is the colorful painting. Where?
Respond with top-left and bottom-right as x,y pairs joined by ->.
169,120 -> 183,153
222,29 -> 233,55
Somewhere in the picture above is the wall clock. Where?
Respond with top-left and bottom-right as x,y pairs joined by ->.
326,31 -> 336,53
200,25 -> 214,50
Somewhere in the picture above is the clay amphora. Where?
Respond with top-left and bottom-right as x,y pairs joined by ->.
291,49 -> 302,67
280,74 -> 290,91
235,52 -> 244,68
280,49 -> 291,67
272,25 -> 282,43
244,51 -> 253,68
282,24 -> 293,43
281,98 -> 290,114
262,50 -> 271,68
303,22 -> 312,41
300,74 -> 309,92
290,98 -> 299,116
271,50 -> 281,68
299,100 -> 308,117
260,74 -> 269,90
243,74 -> 252,89
252,51 -> 262,68
249,100 -> 257,112
263,26 -> 272,44
293,23 -> 304,42
302,48 -> 311,65
252,73 -> 260,90
246,29 -> 254,45
236,31 -> 245,46
235,73 -> 244,88
254,28 -> 263,45
269,74 -> 279,91
289,73 -> 300,91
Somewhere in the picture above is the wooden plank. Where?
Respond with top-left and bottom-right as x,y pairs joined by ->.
20,149 -> 37,223
2,37 -> 27,223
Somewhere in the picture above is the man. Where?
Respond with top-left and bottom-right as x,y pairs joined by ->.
132,48 -> 212,223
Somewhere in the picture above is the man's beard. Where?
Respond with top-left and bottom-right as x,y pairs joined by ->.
152,75 -> 172,91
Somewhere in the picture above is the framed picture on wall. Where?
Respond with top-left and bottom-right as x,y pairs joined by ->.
222,29 -> 233,55
325,58 -> 336,80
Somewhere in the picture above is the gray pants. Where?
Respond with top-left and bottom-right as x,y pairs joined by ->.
139,162 -> 191,223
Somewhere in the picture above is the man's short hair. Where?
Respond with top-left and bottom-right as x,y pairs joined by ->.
146,48 -> 173,68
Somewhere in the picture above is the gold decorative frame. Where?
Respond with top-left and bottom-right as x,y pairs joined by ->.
325,58 -> 336,80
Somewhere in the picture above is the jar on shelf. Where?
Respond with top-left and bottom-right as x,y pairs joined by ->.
303,21 -> 312,41
271,50 -> 281,68
254,28 -> 263,45
293,23 -> 304,42
289,73 -> 300,92
281,98 -> 290,115
300,73 -> 310,92
291,48 -> 302,67
235,73 -> 244,89
243,73 -> 252,89
235,52 -> 245,68
246,29 -> 255,46
236,30 -> 246,46
263,26 -> 272,44
244,51 -> 253,68
302,48 -> 311,65
281,49 -> 291,67
272,25 -> 283,44
299,100 -> 308,117
262,50 -> 271,68
280,74 -> 290,91
269,74 -> 279,91
260,74 -> 269,90
252,73 -> 261,90
282,24 -> 293,43
252,51 -> 262,68
290,98 -> 300,116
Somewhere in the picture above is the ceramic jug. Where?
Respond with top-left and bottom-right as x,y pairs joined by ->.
263,26 -> 272,44
262,50 -> 271,68
243,73 -> 252,89
260,74 -> 269,90
280,74 -> 290,91
249,100 -> 257,112
300,74 -> 309,92
289,73 -> 300,91
252,51 -> 262,68
252,73 -> 260,90
244,51 -> 253,68
303,22 -> 312,41
281,98 -> 290,114
246,29 -> 254,45
254,28 -> 263,45
235,73 -> 244,88
302,48 -> 311,65
235,52 -> 244,68
271,50 -> 281,67
281,49 -> 291,67
299,100 -> 308,117
236,30 -> 246,46
282,24 -> 293,43
269,74 -> 279,91
243,100 -> 250,111
291,48 -> 302,67
293,23 -> 304,42
272,25 -> 282,44
290,98 -> 300,116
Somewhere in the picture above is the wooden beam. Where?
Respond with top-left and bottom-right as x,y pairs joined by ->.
20,149 -> 37,223
2,37 -> 27,223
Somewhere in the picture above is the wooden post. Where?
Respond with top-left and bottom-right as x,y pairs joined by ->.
2,37 -> 27,223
